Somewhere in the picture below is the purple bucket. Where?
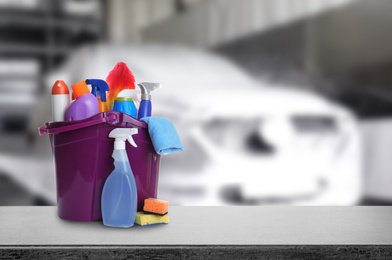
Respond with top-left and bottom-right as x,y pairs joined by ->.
39,111 -> 161,222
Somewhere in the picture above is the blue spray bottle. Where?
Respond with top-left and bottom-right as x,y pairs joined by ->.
101,128 -> 138,228
137,82 -> 161,119
86,79 -> 109,113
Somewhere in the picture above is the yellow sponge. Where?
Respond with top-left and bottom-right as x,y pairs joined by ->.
135,212 -> 169,226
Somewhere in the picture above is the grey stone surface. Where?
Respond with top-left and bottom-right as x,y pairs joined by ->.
1,206 -> 392,245
1,206 -> 392,259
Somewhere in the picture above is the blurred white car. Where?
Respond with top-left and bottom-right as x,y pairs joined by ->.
38,44 -> 361,206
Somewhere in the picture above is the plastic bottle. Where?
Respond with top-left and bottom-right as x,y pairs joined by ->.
137,82 -> 161,119
86,79 -> 109,113
113,89 -> 140,119
51,80 -> 70,121
101,128 -> 138,228
66,81 -> 99,121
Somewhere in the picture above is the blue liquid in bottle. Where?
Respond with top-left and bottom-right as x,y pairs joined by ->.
101,149 -> 137,228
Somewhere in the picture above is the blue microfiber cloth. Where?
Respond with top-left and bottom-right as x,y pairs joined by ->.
141,117 -> 184,155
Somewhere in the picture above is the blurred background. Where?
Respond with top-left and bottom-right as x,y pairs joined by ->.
1,0 -> 392,206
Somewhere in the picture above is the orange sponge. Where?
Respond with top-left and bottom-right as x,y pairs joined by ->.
143,198 -> 169,216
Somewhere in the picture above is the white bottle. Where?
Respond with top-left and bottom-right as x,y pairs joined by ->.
51,80 -> 70,121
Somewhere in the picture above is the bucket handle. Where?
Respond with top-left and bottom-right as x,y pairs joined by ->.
39,113 -> 118,136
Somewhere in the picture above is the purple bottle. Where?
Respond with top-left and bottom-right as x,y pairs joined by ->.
66,81 -> 99,121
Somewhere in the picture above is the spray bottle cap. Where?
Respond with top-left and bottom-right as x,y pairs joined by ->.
137,82 -> 161,100
116,89 -> 140,100
86,79 -> 110,102
71,81 -> 90,98
109,128 -> 138,150
52,80 -> 69,95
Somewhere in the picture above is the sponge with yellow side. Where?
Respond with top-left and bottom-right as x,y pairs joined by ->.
135,212 -> 169,226
143,198 -> 169,216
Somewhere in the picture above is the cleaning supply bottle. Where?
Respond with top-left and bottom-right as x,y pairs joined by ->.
101,128 -> 138,228
66,81 -> 99,121
86,79 -> 109,113
137,82 -> 161,119
106,62 -> 136,111
113,89 -> 140,119
51,80 -> 70,121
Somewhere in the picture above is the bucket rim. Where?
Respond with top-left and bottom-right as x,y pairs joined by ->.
45,111 -> 147,130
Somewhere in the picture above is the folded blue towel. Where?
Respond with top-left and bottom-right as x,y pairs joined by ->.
141,117 -> 184,155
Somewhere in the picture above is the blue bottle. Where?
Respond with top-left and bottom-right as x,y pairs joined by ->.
138,99 -> 152,119
113,98 -> 137,118
113,89 -> 139,119
137,82 -> 161,119
101,128 -> 138,228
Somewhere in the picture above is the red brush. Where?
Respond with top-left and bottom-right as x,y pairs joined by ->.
106,62 -> 136,110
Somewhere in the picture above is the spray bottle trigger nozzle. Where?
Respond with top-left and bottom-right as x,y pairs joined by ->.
127,136 -> 137,148
126,128 -> 138,147
109,128 -> 138,150
86,79 -> 109,102
137,82 -> 161,101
